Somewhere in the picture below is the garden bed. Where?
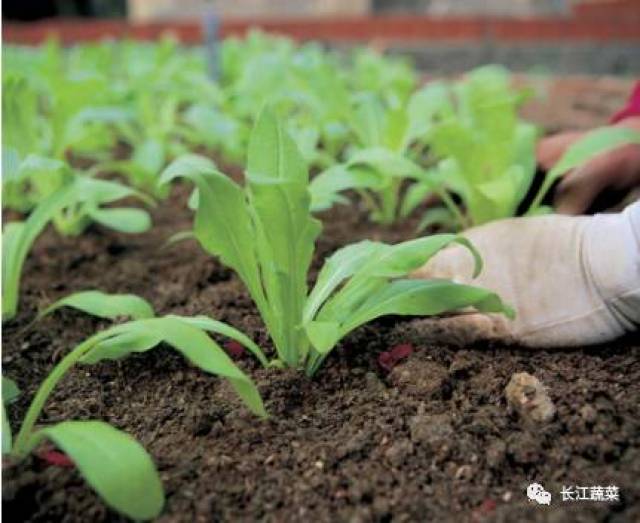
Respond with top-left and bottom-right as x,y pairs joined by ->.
3,171 -> 640,522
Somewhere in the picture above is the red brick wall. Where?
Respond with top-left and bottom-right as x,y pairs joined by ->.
3,14 -> 640,46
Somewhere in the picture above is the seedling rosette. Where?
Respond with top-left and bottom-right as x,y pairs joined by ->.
3,292 -> 267,520
160,109 -> 514,376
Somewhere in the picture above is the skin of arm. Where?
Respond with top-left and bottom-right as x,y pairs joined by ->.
537,116 -> 640,214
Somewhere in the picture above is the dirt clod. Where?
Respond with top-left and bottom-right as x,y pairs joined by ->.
505,371 -> 556,425
388,358 -> 448,398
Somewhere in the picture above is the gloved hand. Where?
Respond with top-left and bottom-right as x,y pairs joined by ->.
412,202 -> 640,348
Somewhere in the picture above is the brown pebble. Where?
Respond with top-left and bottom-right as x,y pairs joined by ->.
505,372 -> 556,425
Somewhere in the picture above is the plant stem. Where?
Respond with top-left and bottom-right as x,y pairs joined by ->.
379,181 -> 400,225
11,329 -> 115,458
305,351 -> 326,377
527,175 -> 553,214
434,187 -> 469,230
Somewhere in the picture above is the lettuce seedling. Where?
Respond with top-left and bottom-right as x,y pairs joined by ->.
3,292 -> 266,519
348,48 -> 417,108
406,68 -> 640,228
309,81 -> 454,224
161,109 -> 512,375
2,173 -> 152,321
412,66 -> 538,229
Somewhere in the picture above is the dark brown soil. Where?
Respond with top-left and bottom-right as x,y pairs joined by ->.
3,180 -> 639,523
3,76 -> 640,521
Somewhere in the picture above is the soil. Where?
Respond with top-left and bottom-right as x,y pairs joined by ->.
3,80 -> 640,522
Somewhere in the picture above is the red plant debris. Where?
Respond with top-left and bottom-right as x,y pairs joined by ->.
471,498 -> 497,522
38,450 -> 75,468
224,340 -> 245,359
378,343 -> 414,372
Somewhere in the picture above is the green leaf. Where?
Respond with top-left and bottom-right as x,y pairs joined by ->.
360,235 -> 482,280
315,235 -> 483,327
140,317 -> 266,417
351,94 -> 386,147
2,183 -> 77,321
528,205 -> 553,216
80,329 -> 162,364
70,106 -> 133,126
2,404 -> 11,454
246,108 -> 321,365
38,290 -> 155,321
162,230 -> 196,250
341,279 -> 513,335
85,318 -> 266,417
28,421 -> 164,520
159,155 -> 263,302
2,377 -> 20,404
406,81 -> 453,143
529,126 -> 640,212
305,320 -> 341,354
347,148 -> 423,180
2,74 -> 41,157
416,207 -> 456,232
2,147 -> 21,182
472,165 -> 525,224
309,165 -> 384,212
133,139 -> 166,174
304,241 -> 385,323
170,315 -> 268,367
2,170 -> 156,321
75,177 -> 154,208
88,207 -> 151,234
548,126 -> 640,183
399,181 -> 433,218
2,376 -> 20,454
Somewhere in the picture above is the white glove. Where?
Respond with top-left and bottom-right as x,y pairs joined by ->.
412,201 -> 640,348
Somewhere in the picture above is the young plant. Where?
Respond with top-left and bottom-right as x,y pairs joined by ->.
161,109 -> 513,376
2,172 -> 152,321
3,291 -> 266,519
404,65 -> 539,229
348,47 -> 418,108
410,68 -> 640,228
309,81 -> 453,224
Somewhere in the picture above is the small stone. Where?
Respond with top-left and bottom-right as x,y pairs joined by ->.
454,464 -> 473,481
505,372 -> 556,425
389,359 -> 448,398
